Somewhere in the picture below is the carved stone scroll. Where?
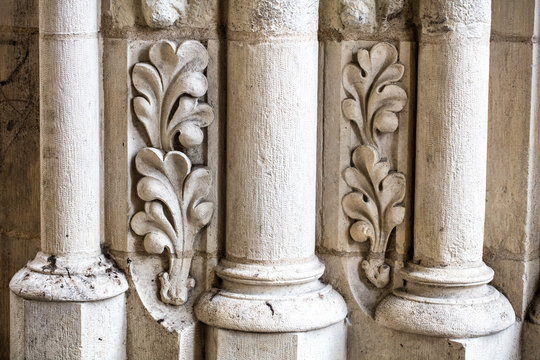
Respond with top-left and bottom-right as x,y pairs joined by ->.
130,40 -> 214,305
342,42 -> 407,288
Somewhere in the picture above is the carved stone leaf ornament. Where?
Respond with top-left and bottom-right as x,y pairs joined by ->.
130,40 -> 214,305
342,42 -> 407,288
132,40 -> 214,151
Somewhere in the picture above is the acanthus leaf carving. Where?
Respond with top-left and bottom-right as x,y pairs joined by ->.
130,40 -> 214,305
342,42 -> 407,288
132,40 -> 214,152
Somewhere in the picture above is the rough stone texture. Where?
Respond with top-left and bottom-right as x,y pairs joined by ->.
140,0 -> 186,28
7,0 -> 128,358
196,0 -> 347,357
485,0 -> 540,329
3,0 -> 540,358
319,0 -> 414,41
375,0 -> 515,340
103,0 -> 220,32
206,322 -> 347,360
103,34 -> 224,357
11,293 -> 127,360
0,0 -> 40,357
317,38 -> 416,356
524,320 -> 540,360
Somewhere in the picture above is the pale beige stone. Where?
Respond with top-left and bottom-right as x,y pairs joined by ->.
2,0 -> 540,358
196,1 -> 347,358
206,323 -> 346,360
103,34 -> 224,357
8,1 -> 128,358
11,293 -> 127,360
375,0 -> 515,339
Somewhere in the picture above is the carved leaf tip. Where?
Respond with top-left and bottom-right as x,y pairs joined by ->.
132,40 -> 213,151
362,257 -> 390,288
341,42 -> 407,288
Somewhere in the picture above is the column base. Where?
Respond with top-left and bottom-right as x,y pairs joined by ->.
205,322 -> 346,360
10,252 -> 128,359
195,258 -> 347,358
11,291 -> 127,360
375,264 -> 515,338
196,283 -> 347,332
10,251 -> 128,301
195,258 -> 347,332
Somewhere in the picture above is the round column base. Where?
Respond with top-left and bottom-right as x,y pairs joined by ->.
375,265 -> 515,338
10,251 -> 128,302
195,282 -> 347,333
204,322 -> 347,360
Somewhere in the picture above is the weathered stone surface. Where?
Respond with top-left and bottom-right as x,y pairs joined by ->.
206,323 -> 346,360
2,0 -> 540,358
103,35 -> 224,357
375,0 -> 515,340
8,1 -> 128,358
319,0 -> 414,41
0,1 -> 39,356
0,0 -> 37,28
196,1 -> 347,358
104,0 -> 220,31
11,293 -> 127,360
486,1 -> 540,357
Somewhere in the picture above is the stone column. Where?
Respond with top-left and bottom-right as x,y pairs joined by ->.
375,0 -> 515,338
195,0 -> 347,358
9,1 -> 128,358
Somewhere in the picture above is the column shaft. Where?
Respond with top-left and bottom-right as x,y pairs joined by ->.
375,0 -> 515,338
414,9 -> 490,269
196,1 -> 347,358
9,1 -> 127,358
226,40 -> 318,263
40,0 -> 101,257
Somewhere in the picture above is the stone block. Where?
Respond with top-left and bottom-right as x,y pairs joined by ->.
523,320 -> 540,360
0,0 -> 38,28
452,322 -> 521,360
492,0 -> 536,38
10,292 -> 126,360
206,322 -> 346,360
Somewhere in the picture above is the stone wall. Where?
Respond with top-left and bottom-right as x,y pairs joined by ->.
0,0 -> 40,357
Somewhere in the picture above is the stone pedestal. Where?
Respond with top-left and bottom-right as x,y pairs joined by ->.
205,323 -> 346,360
195,1 -> 347,358
10,291 -> 126,359
375,0 -> 515,339
9,1 -> 127,358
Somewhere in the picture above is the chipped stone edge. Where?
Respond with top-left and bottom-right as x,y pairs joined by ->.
10,251 -> 128,302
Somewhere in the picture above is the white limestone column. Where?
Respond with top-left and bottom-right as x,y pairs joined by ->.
9,1 -> 128,358
195,1 -> 347,358
375,0 -> 515,338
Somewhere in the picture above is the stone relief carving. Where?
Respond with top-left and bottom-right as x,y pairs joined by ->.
141,0 -> 186,28
130,40 -> 214,305
340,0 -> 404,32
342,42 -> 407,288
